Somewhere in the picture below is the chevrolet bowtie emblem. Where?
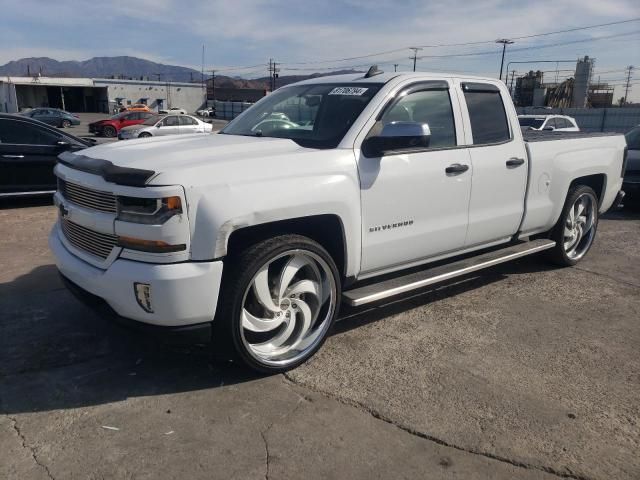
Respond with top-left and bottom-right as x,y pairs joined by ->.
59,203 -> 69,218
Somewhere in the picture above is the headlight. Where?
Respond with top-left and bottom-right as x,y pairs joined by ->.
117,196 -> 182,224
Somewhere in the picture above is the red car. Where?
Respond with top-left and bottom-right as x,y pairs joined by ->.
88,111 -> 153,137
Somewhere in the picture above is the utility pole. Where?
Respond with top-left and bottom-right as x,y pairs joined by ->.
268,59 -> 273,92
495,38 -> 514,81
201,44 -> 205,95
509,70 -> 516,98
393,63 -> 399,72
210,70 -> 216,101
623,65 -> 634,105
271,60 -> 280,92
409,47 -> 423,72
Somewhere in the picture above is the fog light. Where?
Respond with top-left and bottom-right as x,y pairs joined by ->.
134,283 -> 153,313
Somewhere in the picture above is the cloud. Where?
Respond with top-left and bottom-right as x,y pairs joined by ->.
1,0 -> 638,99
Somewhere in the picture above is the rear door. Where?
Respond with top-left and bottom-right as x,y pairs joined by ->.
179,115 -> 200,134
0,118 -> 84,194
458,82 -> 528,247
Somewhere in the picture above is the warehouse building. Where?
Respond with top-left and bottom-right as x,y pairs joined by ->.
0,76 -> 206,114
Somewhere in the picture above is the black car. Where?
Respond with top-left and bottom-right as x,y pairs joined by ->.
624,125 -> 640,207
0,114 -> 94,197
20,108 -> 81,128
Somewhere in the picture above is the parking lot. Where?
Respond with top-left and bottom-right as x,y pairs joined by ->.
0,200 -> 639,480
59,112 -> 229,144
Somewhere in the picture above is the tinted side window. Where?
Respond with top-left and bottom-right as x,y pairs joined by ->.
180,116 -> 197,126
163,116 -> 179,126
0,119 -> 62,145
381,89 -> 456,148
463,89 -> 510,144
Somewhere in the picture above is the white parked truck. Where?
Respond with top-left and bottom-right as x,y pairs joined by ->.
50,69 -> 627,372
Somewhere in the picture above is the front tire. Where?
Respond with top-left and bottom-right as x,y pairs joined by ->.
547,185 -> 599,266
213,235 -> 341,373
61,119 -> 71,128
102,125 -> 117,138
138,132 -> 152,138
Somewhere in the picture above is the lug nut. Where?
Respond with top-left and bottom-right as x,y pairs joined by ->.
292,303 -> 297,308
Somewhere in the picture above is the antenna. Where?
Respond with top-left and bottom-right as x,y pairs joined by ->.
364,65 -> 384,78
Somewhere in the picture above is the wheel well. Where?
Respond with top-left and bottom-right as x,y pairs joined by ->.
569,174 -> 605,206
226,215 -> 347,277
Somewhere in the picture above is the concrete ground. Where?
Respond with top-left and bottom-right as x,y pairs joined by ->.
0,200 -> 638,480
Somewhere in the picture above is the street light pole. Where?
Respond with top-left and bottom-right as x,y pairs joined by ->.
495,39 -> 514,81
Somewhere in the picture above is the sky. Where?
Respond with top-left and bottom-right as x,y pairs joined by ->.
1,0 -> 639,100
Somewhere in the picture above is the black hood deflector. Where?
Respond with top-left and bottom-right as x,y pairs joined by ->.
58,151 -> 155,187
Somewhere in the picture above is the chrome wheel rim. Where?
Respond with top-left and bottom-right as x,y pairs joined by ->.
563,193 -> 597,260
240,249 -> 337,367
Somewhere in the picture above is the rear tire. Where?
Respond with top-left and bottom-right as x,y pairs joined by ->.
102,125 -> 116,138
212,234 -> 341,373
138,132 -> 152,138
547,185 -> 599,266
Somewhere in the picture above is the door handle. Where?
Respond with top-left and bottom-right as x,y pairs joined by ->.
506,157 -> 525,167
445,163 -> 469,175
2,154 -> 25,159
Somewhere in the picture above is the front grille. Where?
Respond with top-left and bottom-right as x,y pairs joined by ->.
58,179 -> 117,213
61,218 -> 118,259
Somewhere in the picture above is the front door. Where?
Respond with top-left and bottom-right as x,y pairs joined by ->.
0,118 -> 68,193
358,82 -> 472,275
157,115 -> 180,135
459,82 -> 528,246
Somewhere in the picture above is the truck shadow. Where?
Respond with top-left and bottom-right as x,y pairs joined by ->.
0,255 -> 555,415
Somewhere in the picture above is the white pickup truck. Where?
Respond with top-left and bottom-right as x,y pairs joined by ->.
49,69 -> 627,372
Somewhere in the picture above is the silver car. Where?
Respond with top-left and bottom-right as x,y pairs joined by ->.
118,114 -> 213,140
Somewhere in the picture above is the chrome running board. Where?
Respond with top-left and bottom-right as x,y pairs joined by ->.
342,239 -> 555,307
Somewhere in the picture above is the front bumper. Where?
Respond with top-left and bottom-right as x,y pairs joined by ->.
49,226 -> 223,328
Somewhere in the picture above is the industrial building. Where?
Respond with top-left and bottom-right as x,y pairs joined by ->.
0,76 -> 206,114
513,56 -> 614,108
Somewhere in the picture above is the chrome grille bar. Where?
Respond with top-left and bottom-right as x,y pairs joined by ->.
60,218 -> 118,259
58,179 -> 117,213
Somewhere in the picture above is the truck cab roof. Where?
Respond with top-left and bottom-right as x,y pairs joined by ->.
291,71 -> 498,86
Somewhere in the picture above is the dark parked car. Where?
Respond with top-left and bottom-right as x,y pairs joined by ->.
0,114 -> 93,197
20,108 -> 81,128
624,125 -> 640,207
88,111 -> 153,137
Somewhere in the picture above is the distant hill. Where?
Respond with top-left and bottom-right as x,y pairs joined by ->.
0,56 -> 362,88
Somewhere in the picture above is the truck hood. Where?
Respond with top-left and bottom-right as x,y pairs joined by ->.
72,133 -> 313,180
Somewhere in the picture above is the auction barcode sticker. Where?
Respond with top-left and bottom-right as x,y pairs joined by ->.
328,87 -> 369,96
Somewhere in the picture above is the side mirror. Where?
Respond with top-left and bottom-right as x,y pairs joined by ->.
362,122 -> 431,157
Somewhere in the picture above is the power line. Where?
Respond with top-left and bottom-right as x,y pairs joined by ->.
281,17 -> 640,66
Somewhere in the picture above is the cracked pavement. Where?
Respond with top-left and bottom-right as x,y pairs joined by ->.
1,201 -> 638,479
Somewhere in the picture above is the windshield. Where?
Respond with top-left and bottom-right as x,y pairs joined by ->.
518,117 -> 545,129
142,115 -> 163,126
221,83 -> 382,148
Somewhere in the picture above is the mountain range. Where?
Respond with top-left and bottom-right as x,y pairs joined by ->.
0,56 -> 361,89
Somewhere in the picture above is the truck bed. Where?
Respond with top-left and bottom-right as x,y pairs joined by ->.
523,130 -> 620,142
